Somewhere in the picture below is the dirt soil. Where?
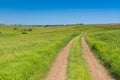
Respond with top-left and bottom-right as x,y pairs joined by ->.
81,35 -> 115,80
93,24 -> 120,28
45,39 -> 74,80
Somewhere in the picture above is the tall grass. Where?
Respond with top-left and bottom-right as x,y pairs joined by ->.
0,26 -> 81,80
86,28 -> 120,79
67,34 -> 91,80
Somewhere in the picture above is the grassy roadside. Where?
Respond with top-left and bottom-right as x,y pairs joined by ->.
67,34 -> 91,80
85,28 -> 120,79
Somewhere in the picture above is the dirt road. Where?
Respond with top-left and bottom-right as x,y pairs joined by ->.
45,39 -> 73,80
81,35 -> 115,80
45,34 -> 115,80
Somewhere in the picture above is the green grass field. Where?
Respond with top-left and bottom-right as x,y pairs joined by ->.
0,25 -> 120,80
0,26 -> 81,80
86,27 -> 120,79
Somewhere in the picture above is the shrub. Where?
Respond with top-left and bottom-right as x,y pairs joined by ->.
13,27 -> 17,30
27,28 -> 32,31
21,31 -> 27,34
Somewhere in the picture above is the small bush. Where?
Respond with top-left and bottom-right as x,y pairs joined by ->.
80,23 -> 84,25
21,31 -> 27,34
27,28 -> 32,31
14,27 -> 17,30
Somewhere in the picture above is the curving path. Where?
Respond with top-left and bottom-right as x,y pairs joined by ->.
45,39 -> 74,80
81,35 -> 115,80
45,33 -> 115,80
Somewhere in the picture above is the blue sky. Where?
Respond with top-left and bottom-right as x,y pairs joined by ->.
0,0 -> 120,25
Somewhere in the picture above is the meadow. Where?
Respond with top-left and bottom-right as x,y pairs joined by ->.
0,26 -> 81,80
0,25 -> 120,80
86,27 -> 120,79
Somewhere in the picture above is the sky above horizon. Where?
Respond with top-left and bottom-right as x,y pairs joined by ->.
0,0 -> 120,25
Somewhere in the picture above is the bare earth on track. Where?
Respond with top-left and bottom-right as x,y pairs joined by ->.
45,39 -> 73,80
81,35 -> 115,80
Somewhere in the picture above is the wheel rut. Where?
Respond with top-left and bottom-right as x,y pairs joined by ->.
45,39 -> 74,80
81,34 -> 115,80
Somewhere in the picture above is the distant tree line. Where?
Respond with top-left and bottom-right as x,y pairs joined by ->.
0,24 -> 5,26
0,23 -> 84,27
